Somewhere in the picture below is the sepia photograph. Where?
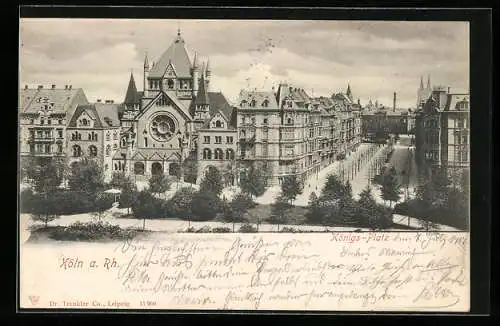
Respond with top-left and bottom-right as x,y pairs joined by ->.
18,14 -> 476,312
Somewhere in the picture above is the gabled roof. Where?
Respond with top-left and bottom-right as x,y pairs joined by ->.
19,87 -> 88,116
138,90 -> 192,122
68,103 -> 121,128
208,92 -> 236,128
148,32 -> 192,79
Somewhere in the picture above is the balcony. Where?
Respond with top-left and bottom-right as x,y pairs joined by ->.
30,135 -> 55,142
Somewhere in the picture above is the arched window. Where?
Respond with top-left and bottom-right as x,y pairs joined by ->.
72,145 -> 81,157
203,148 -> 212,160
151,162 -> 163,175
262,99 -> 269,107
106,145 -> 111,156
226,149 -> 235,160
88,145 -> 98,157
104,164 -> 108,171
121,138 -> 127,147
106,132 -> 110,141
81,118 -> 88,126
214,148 -> 224,160
215,120 -> 222,128
113,132 -> 117,140
250,99 -> 256,107
240,130 -> 246,138
134,162 -> 145,175
113,144 -> 117,149
167,79 -> 174,89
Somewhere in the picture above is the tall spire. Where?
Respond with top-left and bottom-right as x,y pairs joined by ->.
346,83 -> 352,101
195,70 -> 210,106
175,25 -> 184,43
427,74 -> 431,89
193,52 -> 199,69
206,57 -> 211,73
124,71 -> 138,106
420,76 -> 424,89
144,52 -> 149,69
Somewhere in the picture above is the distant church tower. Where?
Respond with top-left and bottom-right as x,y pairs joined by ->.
417,74 -> 432,109
346,83 -> 353,102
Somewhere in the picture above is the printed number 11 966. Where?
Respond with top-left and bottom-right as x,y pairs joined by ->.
140,301 -> 157,307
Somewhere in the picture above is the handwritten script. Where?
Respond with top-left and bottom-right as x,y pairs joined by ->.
20,232 -> 469,311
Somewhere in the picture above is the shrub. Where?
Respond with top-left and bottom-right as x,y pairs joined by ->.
167,187 -> 197,219
191,190 -> 220,221
19,188 -> 38,213
239,224 -> 258,233
212,227 -> 231,233
280,227 -> 297,233
184,227 -> 196,233
196,226 -> 212,233
47,221 -> 138,241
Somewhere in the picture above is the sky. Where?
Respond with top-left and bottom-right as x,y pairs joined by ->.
19,19 -> 469,108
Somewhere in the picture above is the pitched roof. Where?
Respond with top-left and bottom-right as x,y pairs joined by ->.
444,93 -> 470,112
124,73 -> 140,105
208,92 -> 236,128
238,90 -> 279,110
195,79 -> 210,105
19,87 -> 88,116
68,103 -> 121,128
148,33 -> 192,78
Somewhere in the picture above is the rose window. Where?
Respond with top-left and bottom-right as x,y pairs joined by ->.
150,114 -> 176,141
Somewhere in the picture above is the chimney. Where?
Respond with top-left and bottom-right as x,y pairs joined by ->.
69,85 -> 72,90
64,85 -> 68,89
24,85 -> 28,90
51,84 -> 56,89
447,87 -> 450,94
393,92 -> 396,112
37,85 -> 43,89
97,99 -> 102,103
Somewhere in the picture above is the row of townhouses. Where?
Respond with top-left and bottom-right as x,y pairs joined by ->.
19,30 -> 366,187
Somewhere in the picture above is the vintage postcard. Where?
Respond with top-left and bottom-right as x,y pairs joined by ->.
18,17 -> 471,312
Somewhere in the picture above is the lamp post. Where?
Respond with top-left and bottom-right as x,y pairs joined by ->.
177,132 -> 186,190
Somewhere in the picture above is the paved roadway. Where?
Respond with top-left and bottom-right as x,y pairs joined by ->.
386,135 -> 419,197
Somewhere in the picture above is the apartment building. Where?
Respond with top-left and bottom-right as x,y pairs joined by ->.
415,86 -> 469,180
19,84 -> 89,171
66,102 -> 122,182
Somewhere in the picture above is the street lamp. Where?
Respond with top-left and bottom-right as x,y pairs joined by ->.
176,131 -> 186,189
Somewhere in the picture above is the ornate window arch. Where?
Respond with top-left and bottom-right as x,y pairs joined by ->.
203,148 -> 212,160
134,162 -> 145,175
89,145 -> 98,157
106,144 -> 111,156
214,148 -> 224,160
226,148 -> 235,160
72,145 -> 82,157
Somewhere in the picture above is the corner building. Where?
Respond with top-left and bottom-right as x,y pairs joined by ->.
113,30 -> 237,184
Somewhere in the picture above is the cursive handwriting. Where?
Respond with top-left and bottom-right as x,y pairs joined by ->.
110,233 -> 468,311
